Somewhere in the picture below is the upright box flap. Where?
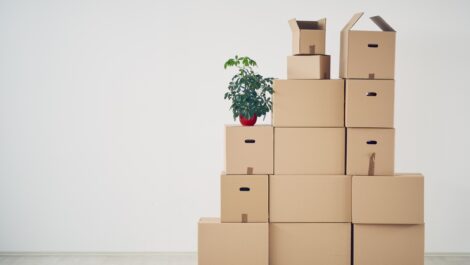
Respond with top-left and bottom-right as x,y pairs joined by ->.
288,18 -> 326,31
288,18 -> 300,32
370,16 -> 395,32
342,12 -> 395,32
342,12 -> 364,31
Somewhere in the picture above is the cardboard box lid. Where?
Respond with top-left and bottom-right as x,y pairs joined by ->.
342,12 -> 395,32
289,18 -> 326,32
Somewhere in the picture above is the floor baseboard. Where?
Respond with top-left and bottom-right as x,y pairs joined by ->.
0,251 -> 468,256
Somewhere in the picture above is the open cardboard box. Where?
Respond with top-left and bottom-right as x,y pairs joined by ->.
340,12 -> 396,79
289,18 -> 326,55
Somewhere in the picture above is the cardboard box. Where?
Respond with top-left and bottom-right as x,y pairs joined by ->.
346,128 -> 394,175
275,128 -> 345,174
352,174 -> 424,224
270,223 -> 351,265
273,79 -> 344,127
289,18 -> 326,55
198,218 -> 269,265
270,175 -> 351,222
221,174 -> 268,223
340,12 -> 396,79
345,79 -> 394,128
354,224 -> 425,265
287,55 -> 330,79
225,125 -> 273,174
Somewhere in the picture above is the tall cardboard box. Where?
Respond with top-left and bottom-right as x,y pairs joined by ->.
225,125 -> 273,174
345,79 -> 394,128
275,128 -> 345,174
221,174 -> 269,223
273,79 -> 344,127
198,218 -> 269,265
352,174 -> 424,224
354,224 -> 425,265
346,128 -> 394,175
287,55 -> 330,79
270,175 -> 351,222
270,223 -> 351,265
289,18 -> 326,55
340,12 -> 396,79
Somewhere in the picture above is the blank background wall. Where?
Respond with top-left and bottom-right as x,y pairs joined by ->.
1,0 -> 469,252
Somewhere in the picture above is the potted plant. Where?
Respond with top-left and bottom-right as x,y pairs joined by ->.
224,55 -> 274,126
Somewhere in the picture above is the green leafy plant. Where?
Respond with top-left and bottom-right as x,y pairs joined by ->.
224,55 -> 274,120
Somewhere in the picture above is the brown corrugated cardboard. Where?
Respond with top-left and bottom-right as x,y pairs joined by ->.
225,125 -> 273,174
270,175 -> 351,222
275,128 -> 345,174
221,174 -> 268,223
345,79 -> 394,128
289,18 -> 326,55
346,128 -> 394,175
287,55 -> 330,79
270,223 -> 351,265
340,12 -> 396,79
352,174 -> 424,224
273,79 -> 344,127
354,224 -> 425,265
198,218 -> 269,265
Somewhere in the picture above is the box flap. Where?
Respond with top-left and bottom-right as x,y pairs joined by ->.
370,16 -> 395,32
289,18 -> 325,31
288,18 -> 300,32
342,12 -> 364,31
317,18 -> 326,30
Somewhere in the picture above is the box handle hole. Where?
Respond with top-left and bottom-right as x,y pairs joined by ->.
366,92 -> 377,96
367,140 -> 378,145
240,187 -> 250,192
244,139 -> 255,144
368,44 -> 379,48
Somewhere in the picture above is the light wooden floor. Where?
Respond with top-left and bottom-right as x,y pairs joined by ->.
0,253 -> 469,265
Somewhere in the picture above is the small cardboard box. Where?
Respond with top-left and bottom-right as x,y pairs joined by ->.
198,218 -> 269,265
225,125 -> 273,174
340,12 -> 396,79
275,128 -> 345,174
270,175 -> 351,222
352,174 -> 424,224
345,79 -> 394,128
273,79 -> 344,127
289,18 -> 326,55
270,223 -> 351,265
221,174 -> 268,223
354,224 -> 425,265
347,128 -> 394,176
287,55 -> 330,79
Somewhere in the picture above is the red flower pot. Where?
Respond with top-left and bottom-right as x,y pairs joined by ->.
239,114 -> 257,126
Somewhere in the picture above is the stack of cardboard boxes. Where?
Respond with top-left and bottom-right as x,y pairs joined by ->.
341,12 -> 425,265
199,12 -> 424,265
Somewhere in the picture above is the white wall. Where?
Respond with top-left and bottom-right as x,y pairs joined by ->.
1,0 -> 469,253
